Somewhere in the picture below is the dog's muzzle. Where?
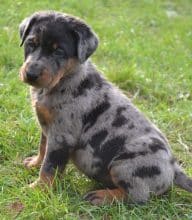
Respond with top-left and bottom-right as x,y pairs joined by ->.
26,62 -> 43,82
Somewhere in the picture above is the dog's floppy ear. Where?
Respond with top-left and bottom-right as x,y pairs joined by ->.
72,20 -> 99,63
19,16 -> 37,47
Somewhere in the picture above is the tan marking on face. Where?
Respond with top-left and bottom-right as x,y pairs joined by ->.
20,59 -> 52,88
39,68 -> 52,86
32,36 -> 39,45
19,64 -> 26,82
35,103 -> 54,126
20,56 -> 78,89
19,56 -> 33,82
49,58 -> 78,89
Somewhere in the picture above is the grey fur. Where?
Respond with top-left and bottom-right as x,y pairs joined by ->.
19,11 -> 192,204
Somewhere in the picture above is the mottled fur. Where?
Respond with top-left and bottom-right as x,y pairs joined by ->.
19,11 -> 192,205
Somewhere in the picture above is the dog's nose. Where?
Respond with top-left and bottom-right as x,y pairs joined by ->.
26,62 -> 42,81
26,71 -> 39,81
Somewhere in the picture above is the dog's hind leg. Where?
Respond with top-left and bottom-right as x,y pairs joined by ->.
83,164 -> 150,205
110,165 -> 150,204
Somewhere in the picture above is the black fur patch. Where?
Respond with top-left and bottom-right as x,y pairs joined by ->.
133,166 -> 161,178
118,180 -> 132,191
57,118 -> 63,124
156,183 -> 165,192
47,137 -> 72,171
91,160 -> 102,169
60,88 -> 66,94
145,127 -> 151,133
73,73 -> 103,97
48,148 -> 69,170
71,113 -> 74,119
97,136 -> 126,168
24,16 -> 78,59
112,115 -> 128,127
128,123 -> 135,129
76,140 -> 86,150
149,137 -> 167,153
114,151 -> 148,161
116,106 -> 126,115
73,76 -> 94,97
83,100 -> 110,132
112,106 -> 128,127
89,130 -> 108,149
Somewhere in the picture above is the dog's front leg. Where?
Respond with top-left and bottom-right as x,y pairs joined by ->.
24,132 -> 46,168
29,134 -> 69,188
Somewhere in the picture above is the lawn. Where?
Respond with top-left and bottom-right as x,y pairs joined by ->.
0,0 -> 192,219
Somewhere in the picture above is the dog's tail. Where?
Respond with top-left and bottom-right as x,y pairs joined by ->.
173,162 -> 192,193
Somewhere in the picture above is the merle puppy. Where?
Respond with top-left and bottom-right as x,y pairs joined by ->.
19,11 -> 192,205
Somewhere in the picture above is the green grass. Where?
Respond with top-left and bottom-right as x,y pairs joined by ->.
0,0 -> 192,219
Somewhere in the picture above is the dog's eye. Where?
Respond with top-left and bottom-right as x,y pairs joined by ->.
26,41 -> 37,51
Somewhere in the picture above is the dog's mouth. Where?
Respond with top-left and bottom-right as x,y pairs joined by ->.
23,79 -> 42,88
19,58 -> 78,89
19,67 -> 53,89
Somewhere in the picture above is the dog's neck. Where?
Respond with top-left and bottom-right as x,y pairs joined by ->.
31,59 -> 98,97
50,60 -> 97,94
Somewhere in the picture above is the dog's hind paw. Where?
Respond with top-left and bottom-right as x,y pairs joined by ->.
84,188 -> 126,205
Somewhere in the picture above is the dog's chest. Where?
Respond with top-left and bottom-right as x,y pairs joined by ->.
31,88 -> 54,133
35,102 -> 54,128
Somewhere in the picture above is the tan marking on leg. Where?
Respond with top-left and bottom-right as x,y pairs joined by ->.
23,133 -> 46,168
40,171 -> 54,186
19,56 -> 33,82
84,188 -> 127,205
19,62 -> 29,82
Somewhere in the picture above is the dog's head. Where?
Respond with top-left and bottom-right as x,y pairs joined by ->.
19,11 -> 98,88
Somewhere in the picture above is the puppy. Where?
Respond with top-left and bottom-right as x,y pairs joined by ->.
19,11 -> 192,205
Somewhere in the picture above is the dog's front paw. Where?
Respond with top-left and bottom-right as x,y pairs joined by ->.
29,177 -> 53,190
29,172 -> 54,190
28,179 -> 48,190
23,155 -> 41,168
29,178 -> 41,188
